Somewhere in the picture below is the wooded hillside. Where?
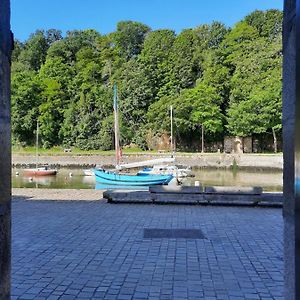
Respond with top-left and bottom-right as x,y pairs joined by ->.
11,10 -> 282,151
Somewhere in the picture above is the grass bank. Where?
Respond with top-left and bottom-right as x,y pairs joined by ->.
12,146 -> 282,156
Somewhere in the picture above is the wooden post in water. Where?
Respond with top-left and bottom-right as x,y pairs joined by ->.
0,0 -> 12,298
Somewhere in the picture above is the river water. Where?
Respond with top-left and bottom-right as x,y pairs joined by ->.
12,167 -> 283,191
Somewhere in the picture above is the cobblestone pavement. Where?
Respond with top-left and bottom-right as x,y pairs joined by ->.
12,199 -> 283,300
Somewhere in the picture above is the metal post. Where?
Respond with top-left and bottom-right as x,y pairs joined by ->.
0,0 -> 12,298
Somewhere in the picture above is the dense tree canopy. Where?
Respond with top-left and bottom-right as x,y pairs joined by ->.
11,10 -> 282,151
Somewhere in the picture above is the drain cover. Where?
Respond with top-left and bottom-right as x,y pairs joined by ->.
144,228 -> 205,239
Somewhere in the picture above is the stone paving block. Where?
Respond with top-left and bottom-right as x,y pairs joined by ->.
204,186 -> 262,194
152,193 -> 201,204
12,200 -> 283,299
59,295 -> 76,300
149,186 -> 203,194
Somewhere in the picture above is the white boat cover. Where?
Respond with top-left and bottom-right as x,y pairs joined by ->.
116,157 -> 175,170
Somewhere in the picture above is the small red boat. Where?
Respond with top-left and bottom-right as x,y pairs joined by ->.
23,166 -> 57,176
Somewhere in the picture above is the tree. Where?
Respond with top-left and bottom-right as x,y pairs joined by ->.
147,82 -> 224,150
118,60 -> 153,129
11,71 -> 43,145
170,29 -> 200,89
10,12 -> 283,152
18,30 -> 48,71
224,13 -> 282,152
37,57 -> 74,147
139,29 -> 177,100
17,29 -> 62,71
47,29 -> 100,64
114,21 -> 150,60
245,9 -> 283,40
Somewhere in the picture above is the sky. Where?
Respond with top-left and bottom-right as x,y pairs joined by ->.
11,0 -> 283,41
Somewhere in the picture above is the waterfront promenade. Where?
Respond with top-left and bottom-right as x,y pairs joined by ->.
12,189 -> 283,299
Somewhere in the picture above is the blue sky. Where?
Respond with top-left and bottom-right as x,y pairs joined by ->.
11,0 -> 283,41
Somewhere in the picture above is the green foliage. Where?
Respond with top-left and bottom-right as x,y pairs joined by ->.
147,82 -> 224,139
11,9 -> 282,152
114,21 -> 150,60
224,11 -> 282,139
16,29 -> 62,71
245,10 -> 282,40
171,29 -> 200,89
11,71 -> 43,144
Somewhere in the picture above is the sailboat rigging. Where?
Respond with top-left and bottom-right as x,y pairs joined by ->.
136,106 -> 192,179
94,83 -> 173,186
23,120 -> 57,176
114,83 -> 122,167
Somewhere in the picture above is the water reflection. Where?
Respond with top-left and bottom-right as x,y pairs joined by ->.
184,168 -> 283,192
24,176 -> 55,187
13,168 -> 95,189
12,167 -> 283,192
82,175 -> 96,185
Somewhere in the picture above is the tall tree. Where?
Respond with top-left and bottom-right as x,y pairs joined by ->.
11,71 -> 43,144
114,21 -> 150,60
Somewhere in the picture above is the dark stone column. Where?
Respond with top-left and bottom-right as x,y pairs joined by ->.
0,0 -> 12,299
283,0 -> 300,299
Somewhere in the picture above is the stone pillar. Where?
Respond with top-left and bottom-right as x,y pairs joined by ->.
283,0 -> 300,299
0,0 -> 12,299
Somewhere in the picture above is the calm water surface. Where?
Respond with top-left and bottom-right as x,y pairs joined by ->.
12,167 -> 283,191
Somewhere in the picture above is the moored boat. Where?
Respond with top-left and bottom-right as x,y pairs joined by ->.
137,165 -> 192,178
94,83 -> 174,187
94,168 -> 173,186
23,120 -> 57,177
23,166 -> 57,176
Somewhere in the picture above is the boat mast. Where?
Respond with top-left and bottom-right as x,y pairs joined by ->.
170,105 -> 174,154
113,83 -> 121,167
36,120 -> 39,169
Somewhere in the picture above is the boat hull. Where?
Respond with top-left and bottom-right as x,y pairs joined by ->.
23,169 -> 57,176
94,169 -> 173,186
137,165 -> 192,178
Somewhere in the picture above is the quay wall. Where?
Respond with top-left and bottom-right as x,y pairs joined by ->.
12,153 -> 283,170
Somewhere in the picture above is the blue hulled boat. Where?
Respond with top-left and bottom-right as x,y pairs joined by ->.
94,84 -> 173,187
94,168 -> 173,186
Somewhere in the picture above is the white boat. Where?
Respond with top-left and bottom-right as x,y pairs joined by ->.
116,157 -> 175,170
134,106 -> 192,179
83,169 -> 94,176
137,164 -> 192,178
23,121 -> 57,177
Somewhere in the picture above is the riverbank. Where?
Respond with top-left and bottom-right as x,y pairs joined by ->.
12,153 -> 283,170
13,188 -> 103,201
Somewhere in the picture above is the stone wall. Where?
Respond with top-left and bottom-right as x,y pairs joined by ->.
12,153 -> 284,170
224,136 -> 252,153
